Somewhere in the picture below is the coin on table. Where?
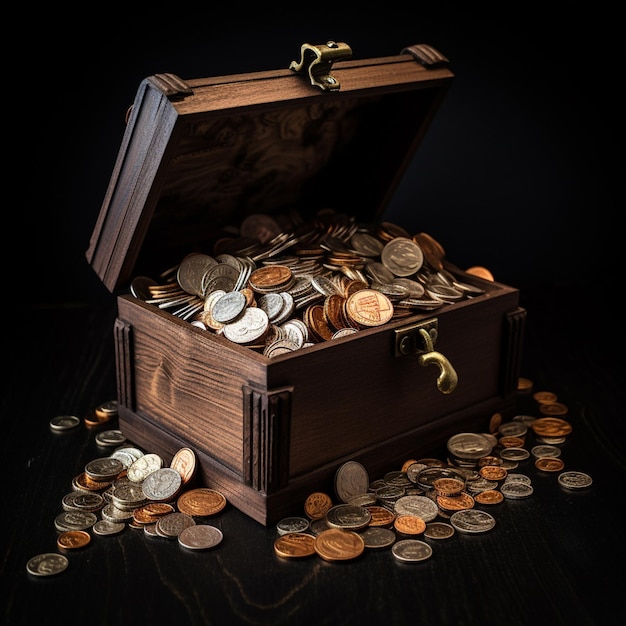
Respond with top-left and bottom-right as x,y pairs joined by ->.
360,526 -> 397,549
539,402 -> 568,416
558,471 -> 593,490
394,514 -> 426,536
92,520 -> 126,536
95,429 -> 127,447
304,492 -> 334,520
85,457 -> 125,482
170,447 -> 197,486
155,512 -> 196,538
533,390 -> 558,404
54,511 -> 98,532
177,487 -> 227,517
314,528 -> 365,561
49,415 -> 81,432
450,509 -> 496,534
447,433 -> 494,461
142,467 -> 182,501
500,481 -> 534,499
325,504 -> 371,531
274,532 -> 316,558
535,457 -> 565,472
57,530 -> 91,550
178,524 -> 224,550
391,539 -> 433,562
334,460 -> 370,503
26,553 -> 69,577
474,489 -> 504,505
424,521 -> 455,540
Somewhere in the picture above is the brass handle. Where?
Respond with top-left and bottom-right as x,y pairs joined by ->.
418,350 -> 458,394
416,327 -> 458,394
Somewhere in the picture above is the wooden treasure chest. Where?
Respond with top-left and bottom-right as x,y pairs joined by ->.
86,41 -> 526,525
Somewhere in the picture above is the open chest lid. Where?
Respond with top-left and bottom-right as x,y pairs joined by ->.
86,42 -> 454,293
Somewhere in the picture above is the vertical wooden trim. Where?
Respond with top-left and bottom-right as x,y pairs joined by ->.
501,307 -> 527,397
243,385 -> 293,494
114,318 -> 135,410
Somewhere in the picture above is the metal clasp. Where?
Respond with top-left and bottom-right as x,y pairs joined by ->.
289,41 -> 352,91
394,319 -> 458,395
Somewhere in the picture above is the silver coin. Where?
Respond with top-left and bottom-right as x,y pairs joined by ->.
381,237 -> 424,277
447,433 -> 494,460
334,461 -> 370,503
84,457 -> 125,481
391,539 -> 433,562
142,467 -> 182,501
130,275 -> 159,300
500,481 -> 534,499
349,232 -> 385,257
325,504 -> 371,531
61,491 -> 104,512
177,253 -> 217,296
155,512 -> 196,538
26,553 -> 69,576
558,471 -> 593,490
504,473 -> 532,485
49,415 -> 81,431
95,429 -> 127,447
222,307 -> 269,344
450,509 -> 496,534
498,421 -> 528,438
499,447 -> 530,462
178,524 -> 224,550
531,444 -> 562,459
423,521 -> 455,540
210,290 -> 247,324
394,495 -> 438,522
127,453 -> 163,482
92,520 -> 126,536
360,526 -> 397,549
54,510 -> 98,532
276,516 -> 311,535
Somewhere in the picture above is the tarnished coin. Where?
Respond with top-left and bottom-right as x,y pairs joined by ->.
334,460 -> 370,503
360,526 -> 397,549
558,471 -> 593,490
424,521 -> 455,540
314,528 -> 365,561
177,253 -> 217,297
26,553 -> 69,577
535,457 -> 565,472
273,532 -> 316,558
177,487 -> 227,517
240,213 -> 283,244
391,539 -> 433,562
349,232 -> 385,257
539,402 -> 568,416
381,237 -> 424,276
49,415 -> 81,432
57,530 -> 91,551
155,512 -> 196,538
450,509 -> 496,534
304,492 -> 334,520
533,390 -> 558,403
325,504 -> 371,531
178,524 -> 224,550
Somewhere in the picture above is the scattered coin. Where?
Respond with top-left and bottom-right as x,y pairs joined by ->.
273,532 -> 316,558
449,510 -> 496,534
423,521 -> 455,540
57,530 -> 91,550
558,471 -> 593,490
26,553 -> 69,577
314,528 -> 365,562
178,524 -> 224,550
49,415 -> 81,432
276,516 -> 311,535
95,429 -> 127,447
391,539 -> 433,562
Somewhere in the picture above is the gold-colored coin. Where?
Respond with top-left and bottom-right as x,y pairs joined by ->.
531,417 -> 572,438
465,266 -> 494,281
489,412 -> 503,434
314,528 -> 365,562
436,492 -> 475,512
433,477 -> 465,497
345,289 -> 394,327
479,466 -> 508,481
533,390 -> 558,404
517,377 -> 533,392
170,447 -> 197,486
535,457 -> 565,472
394,514 -> 426,536
274,532 -> 316,558
177,488 -> 227,517
474,490 -> 504,505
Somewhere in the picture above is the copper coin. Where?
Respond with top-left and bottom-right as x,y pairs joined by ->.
531,417 -> 572,438
365,505 -> 396,527
535,457 -> 565,472
345,289 -> 394,327
517,377 -> 533,392
304,492 -> 334,520
479,466 -> 508,481
539,402 -> 568,416
533,390 -> 558,404
465,266 -> 494,281
436,492 -> 475,512
248,265 -> 293,292
170,447 -> 197,486
394,514 -> 426,536
177,488 -> 227,516
274,532 -> 316,558
314,528 -> 365,561
57,530 -> 91,550
474,490 -> 504,505
433,478 -> 465,497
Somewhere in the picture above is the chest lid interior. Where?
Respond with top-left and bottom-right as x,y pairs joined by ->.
86,42 -> 454,293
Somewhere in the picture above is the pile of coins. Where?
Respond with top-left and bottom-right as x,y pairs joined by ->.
28,379 -> 592,575
130,212 -> 489,356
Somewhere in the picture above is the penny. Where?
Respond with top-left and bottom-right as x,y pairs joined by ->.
535,457 -> 565,472
474,490 -> 504,505
57,530 -> 91,550
531,417 -> 572,438
170,447 -> 197,485
177,487 -> 227,517
249,265 -> 294,293
273,532 -> 316,558
365,505 -> 396,527
345,289 -> 394,327
314,528 -> 365,561
517,377 -> 533,391
433,478 -> 465,497
436,493 -> 475,512
394,514 -> 426,536
464,266 -> 494,281
479,466 -> 508,481
539,402 -> 568,416
304,492 -> 334,520
533,390 -> 558,404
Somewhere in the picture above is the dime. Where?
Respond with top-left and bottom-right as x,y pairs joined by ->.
26,553 -> 69,577
178,524 -> 224,550
273,532 -> 316,558
391,539 -> 433,562
276,516 -> 310,535
49,415 -> 81,431
558,471 -> 593,490
449,509 -> 496,534
95,429 -> 127,447
314,528 -> 365,561
359,526 -> 397,549
424,521 -> 455,540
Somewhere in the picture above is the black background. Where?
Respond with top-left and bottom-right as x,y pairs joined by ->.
17,4 -> 620,305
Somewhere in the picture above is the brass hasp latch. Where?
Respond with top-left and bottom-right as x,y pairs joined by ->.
394,319 -> 458,395
289,41 -> 352,91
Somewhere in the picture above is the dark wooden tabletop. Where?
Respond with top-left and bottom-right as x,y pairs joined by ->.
4,7 -> 622,625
